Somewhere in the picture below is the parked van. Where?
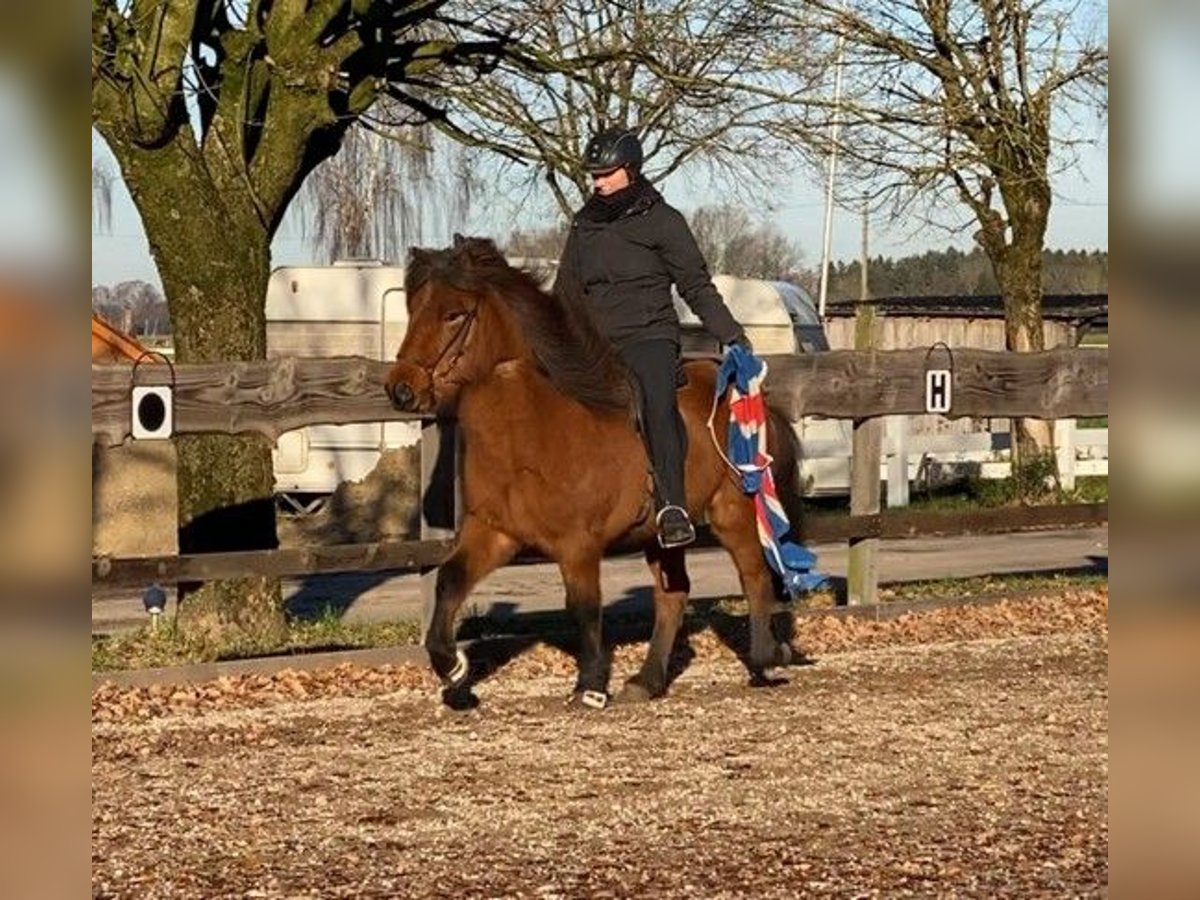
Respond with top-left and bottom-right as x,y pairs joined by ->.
265,261 -> 412,508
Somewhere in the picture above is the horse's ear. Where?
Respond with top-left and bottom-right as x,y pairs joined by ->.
452,233 -> 467,248
461,236 -> 504,264
407,246 -> 431,266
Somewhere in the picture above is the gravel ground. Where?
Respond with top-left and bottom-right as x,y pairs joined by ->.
93,590 -> 1108,898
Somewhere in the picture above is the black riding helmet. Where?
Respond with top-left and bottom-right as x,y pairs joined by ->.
583,128 -> 643,174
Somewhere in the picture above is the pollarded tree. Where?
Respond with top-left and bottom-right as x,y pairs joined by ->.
91,0 -> 539,633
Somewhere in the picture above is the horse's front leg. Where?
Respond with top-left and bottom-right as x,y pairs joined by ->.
618,545 -> 690,703
425,515 -> 520,691
557,551 -> 610,708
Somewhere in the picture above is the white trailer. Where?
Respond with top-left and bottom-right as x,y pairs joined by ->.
265,262 -> 850,503
265,261 -> 417,508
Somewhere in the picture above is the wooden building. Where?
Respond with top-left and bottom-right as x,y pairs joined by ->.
823,294 -> 1108,351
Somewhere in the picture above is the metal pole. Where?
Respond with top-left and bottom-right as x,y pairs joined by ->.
860,191 -> 869,303
817,32 -> 846,321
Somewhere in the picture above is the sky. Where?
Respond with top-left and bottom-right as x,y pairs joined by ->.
91,125 -> 1108,290
90,56 -> 1109,291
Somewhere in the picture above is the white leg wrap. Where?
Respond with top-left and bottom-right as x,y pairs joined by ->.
581,690 -> 608,710
448,648 -> 469,685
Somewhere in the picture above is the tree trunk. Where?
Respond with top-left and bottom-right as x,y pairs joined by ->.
120,139 -> 284,638
995,235 -> 1054,470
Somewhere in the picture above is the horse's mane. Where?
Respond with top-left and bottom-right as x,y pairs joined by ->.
406,236 -> 632,412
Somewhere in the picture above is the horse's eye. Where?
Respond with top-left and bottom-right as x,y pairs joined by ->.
444,310 -> 468,324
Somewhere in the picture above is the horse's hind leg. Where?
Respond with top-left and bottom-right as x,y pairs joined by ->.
618,545 -> 690,703
558,551 -> 609,707
707,486 -> 791,678
425,514 -> 520,688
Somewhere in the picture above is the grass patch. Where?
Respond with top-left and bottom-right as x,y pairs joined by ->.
92,606 -> 422,673
903,473 -> 1107,510
801,471 -> 1108,516
876,570 -> 1107,604
93,570 -> 1107,675
711,570 -> 1106,616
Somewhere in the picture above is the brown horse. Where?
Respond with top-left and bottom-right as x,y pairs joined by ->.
385,236 -> 799,707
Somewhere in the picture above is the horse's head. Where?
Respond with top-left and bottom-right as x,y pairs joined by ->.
386,233 -> 632,416
385,236 -> 521,414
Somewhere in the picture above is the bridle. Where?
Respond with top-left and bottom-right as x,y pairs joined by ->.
424,301 -> 481,388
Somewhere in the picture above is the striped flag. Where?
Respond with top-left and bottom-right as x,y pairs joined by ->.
713,346 -> 827,597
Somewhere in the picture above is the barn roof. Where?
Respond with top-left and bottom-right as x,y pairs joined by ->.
92,312 -> 152,363
826,293 -> 1108,326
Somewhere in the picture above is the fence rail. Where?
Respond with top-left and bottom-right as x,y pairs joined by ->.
92,503 -> 1108,591
91,347 -> 1109,605
91,347 -> 1107,445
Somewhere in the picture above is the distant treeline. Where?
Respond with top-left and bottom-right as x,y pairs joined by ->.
91,245 -> 1107,339
823,246 -> 1108,300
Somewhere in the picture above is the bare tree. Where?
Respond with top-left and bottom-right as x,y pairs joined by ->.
91,1 -> 552,633
293,109 -> 484,263
779,0 -> 1107,457
423,0 -> 827,218
725,226 -> 803,280
93,280 -> 171,335
690,204 -> 801,279
690,205 -> 753,274
503,224 -> 571,261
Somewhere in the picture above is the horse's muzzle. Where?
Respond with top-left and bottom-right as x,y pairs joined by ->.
387,380 -> 417,411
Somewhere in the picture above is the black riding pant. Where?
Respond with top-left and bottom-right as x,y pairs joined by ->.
619,339 -> 688,510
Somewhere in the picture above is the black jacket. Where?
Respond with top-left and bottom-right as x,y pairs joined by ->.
553,180 -> 745,350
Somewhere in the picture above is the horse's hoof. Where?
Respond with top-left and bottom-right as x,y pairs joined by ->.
615,678 -> 656,705
566,689 -> 609,711
750,642 -> 794,673
441,684 -> 479,711
749,669 -> 789,688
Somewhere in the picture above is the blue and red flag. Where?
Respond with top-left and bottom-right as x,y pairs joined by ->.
711,345 -> 827,597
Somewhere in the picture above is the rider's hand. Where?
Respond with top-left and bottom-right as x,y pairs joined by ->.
727,334 -> 754,354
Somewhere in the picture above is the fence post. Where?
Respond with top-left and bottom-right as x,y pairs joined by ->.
419,419 -> 461,639
846,288 -> 882,605
1054,418 -> 1076,492
886,415 -> 910,508
848,416 -> 883,605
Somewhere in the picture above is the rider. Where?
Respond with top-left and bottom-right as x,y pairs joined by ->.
554,126 -> 752,548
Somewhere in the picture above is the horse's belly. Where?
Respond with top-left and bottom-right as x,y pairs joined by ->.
463,432 -> 648,552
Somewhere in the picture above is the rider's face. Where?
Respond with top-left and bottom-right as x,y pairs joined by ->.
591,166 -> 632,196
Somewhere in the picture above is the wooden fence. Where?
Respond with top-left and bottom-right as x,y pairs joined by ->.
92,347 -> 1108,605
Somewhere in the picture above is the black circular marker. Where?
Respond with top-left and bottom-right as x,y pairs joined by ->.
137,392 -> 166,431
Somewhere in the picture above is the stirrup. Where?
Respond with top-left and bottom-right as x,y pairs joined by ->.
656,505 -> 696,549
